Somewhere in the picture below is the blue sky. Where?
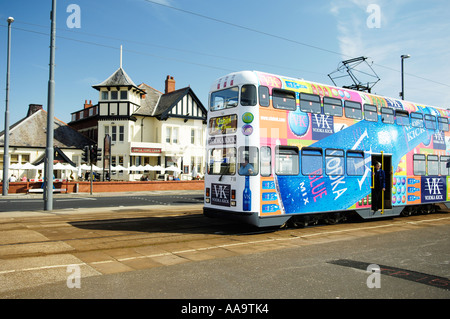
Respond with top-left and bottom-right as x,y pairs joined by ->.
0,0 -> 449,129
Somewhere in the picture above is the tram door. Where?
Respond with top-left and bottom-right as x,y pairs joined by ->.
371,154 -> 392,211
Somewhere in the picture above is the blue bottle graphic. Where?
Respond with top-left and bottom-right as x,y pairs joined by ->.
243,176 -> 251,211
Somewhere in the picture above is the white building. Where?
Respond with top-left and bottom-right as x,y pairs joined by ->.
69,67 -> 207,181
0,104 -> 95,181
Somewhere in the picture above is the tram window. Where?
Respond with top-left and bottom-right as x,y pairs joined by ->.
347,150 -> 365,176
275,146 -> 299,175
364,104 -> 378,122
260,146 -> 272,177
323,97 -> 343,117
411,112 -> 424,128
210,87 -> 239,111
424,114 -> 437,130
325,149 -> 345,176
259,86 -> 270,107
207,147 -> 236,175
413,154 -> 426,176
301,148 -> 323,176
344,101 -> 362,120
427,155 -> 439,176
438,117 -> 449,131
241,85 -> 257,106
440,156 -> 450,176
300,93 -> 321,114
273,89 -> 296,111
238,146 -> 259,176
381,107 -> 394,124
396,110 -> 410,126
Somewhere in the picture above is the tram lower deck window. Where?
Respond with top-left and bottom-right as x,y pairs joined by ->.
302,148 -> 323,175
207,147 -> 236,175
347,151 -> 365,176
413,154 -> 426,176
275,146 -> 299,175
238,146 -> 259,176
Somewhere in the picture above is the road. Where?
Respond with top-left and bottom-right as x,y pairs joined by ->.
0,195 -> 449,306
0,191 -> 204,212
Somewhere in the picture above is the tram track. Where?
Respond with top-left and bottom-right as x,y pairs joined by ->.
0,208 -> 448,261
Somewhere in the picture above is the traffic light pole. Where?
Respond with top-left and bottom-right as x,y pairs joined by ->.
90,161 -> 93,195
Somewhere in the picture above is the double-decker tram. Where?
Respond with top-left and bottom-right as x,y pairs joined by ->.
203,71 -> 450,227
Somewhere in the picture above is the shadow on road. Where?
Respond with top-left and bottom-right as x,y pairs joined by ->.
69,213 -> 278,236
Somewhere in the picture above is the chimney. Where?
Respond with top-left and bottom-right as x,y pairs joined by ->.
27,104 -> 43,117
165,75 -> 175,94
84,100 -> 93,109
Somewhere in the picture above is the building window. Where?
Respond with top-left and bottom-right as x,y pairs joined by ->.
101,91 -> 108,100
119,126 -> 124,142
120,90 -> 128,100
166,127 -> 171,143
112,126 -> 117,142
111,91 -> 118,100
172,127 -> 178,144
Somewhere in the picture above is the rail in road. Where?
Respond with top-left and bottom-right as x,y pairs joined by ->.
0,205 -> 449,296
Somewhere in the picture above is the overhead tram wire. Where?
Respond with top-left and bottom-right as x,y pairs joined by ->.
142,0 -> 450,89
0,22 -> 322,76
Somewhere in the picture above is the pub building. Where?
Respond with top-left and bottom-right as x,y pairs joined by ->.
69,64 -> 207,181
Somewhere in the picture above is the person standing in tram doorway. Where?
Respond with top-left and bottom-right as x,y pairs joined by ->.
373,161 -> 386,212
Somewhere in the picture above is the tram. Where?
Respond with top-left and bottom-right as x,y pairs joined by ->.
203,71 -> 450,227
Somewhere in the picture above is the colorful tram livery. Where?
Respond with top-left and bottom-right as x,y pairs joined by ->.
203,71 -> 450,227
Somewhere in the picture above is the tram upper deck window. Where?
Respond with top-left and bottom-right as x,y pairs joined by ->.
424,114 -> 437,130
324,97 -> 343,117
364,104 -> 378,122
259,86 -> 270,107
210,87 -> 239,111
241,85 -> 257,106
438,117 -> 449,131
207,147 -> 236,175
381,107 -> 394,124
413,154 -> 426,176
344,101 -> 362,120
411,112 -> 424,128
302,148 -> 323,176
275,146 -> 299,175
300,93 -> 321,114
396,110 -> 410,126
273,89 -> 296,111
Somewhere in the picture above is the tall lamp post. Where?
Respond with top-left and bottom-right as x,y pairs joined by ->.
44,0 -> 56,210
2,17 -> 14,196
400,54 -> 410,100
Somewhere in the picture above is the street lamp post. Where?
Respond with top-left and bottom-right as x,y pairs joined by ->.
400,54 -> 411,100
2,17 -> 14,196
44,0 -> 56,210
